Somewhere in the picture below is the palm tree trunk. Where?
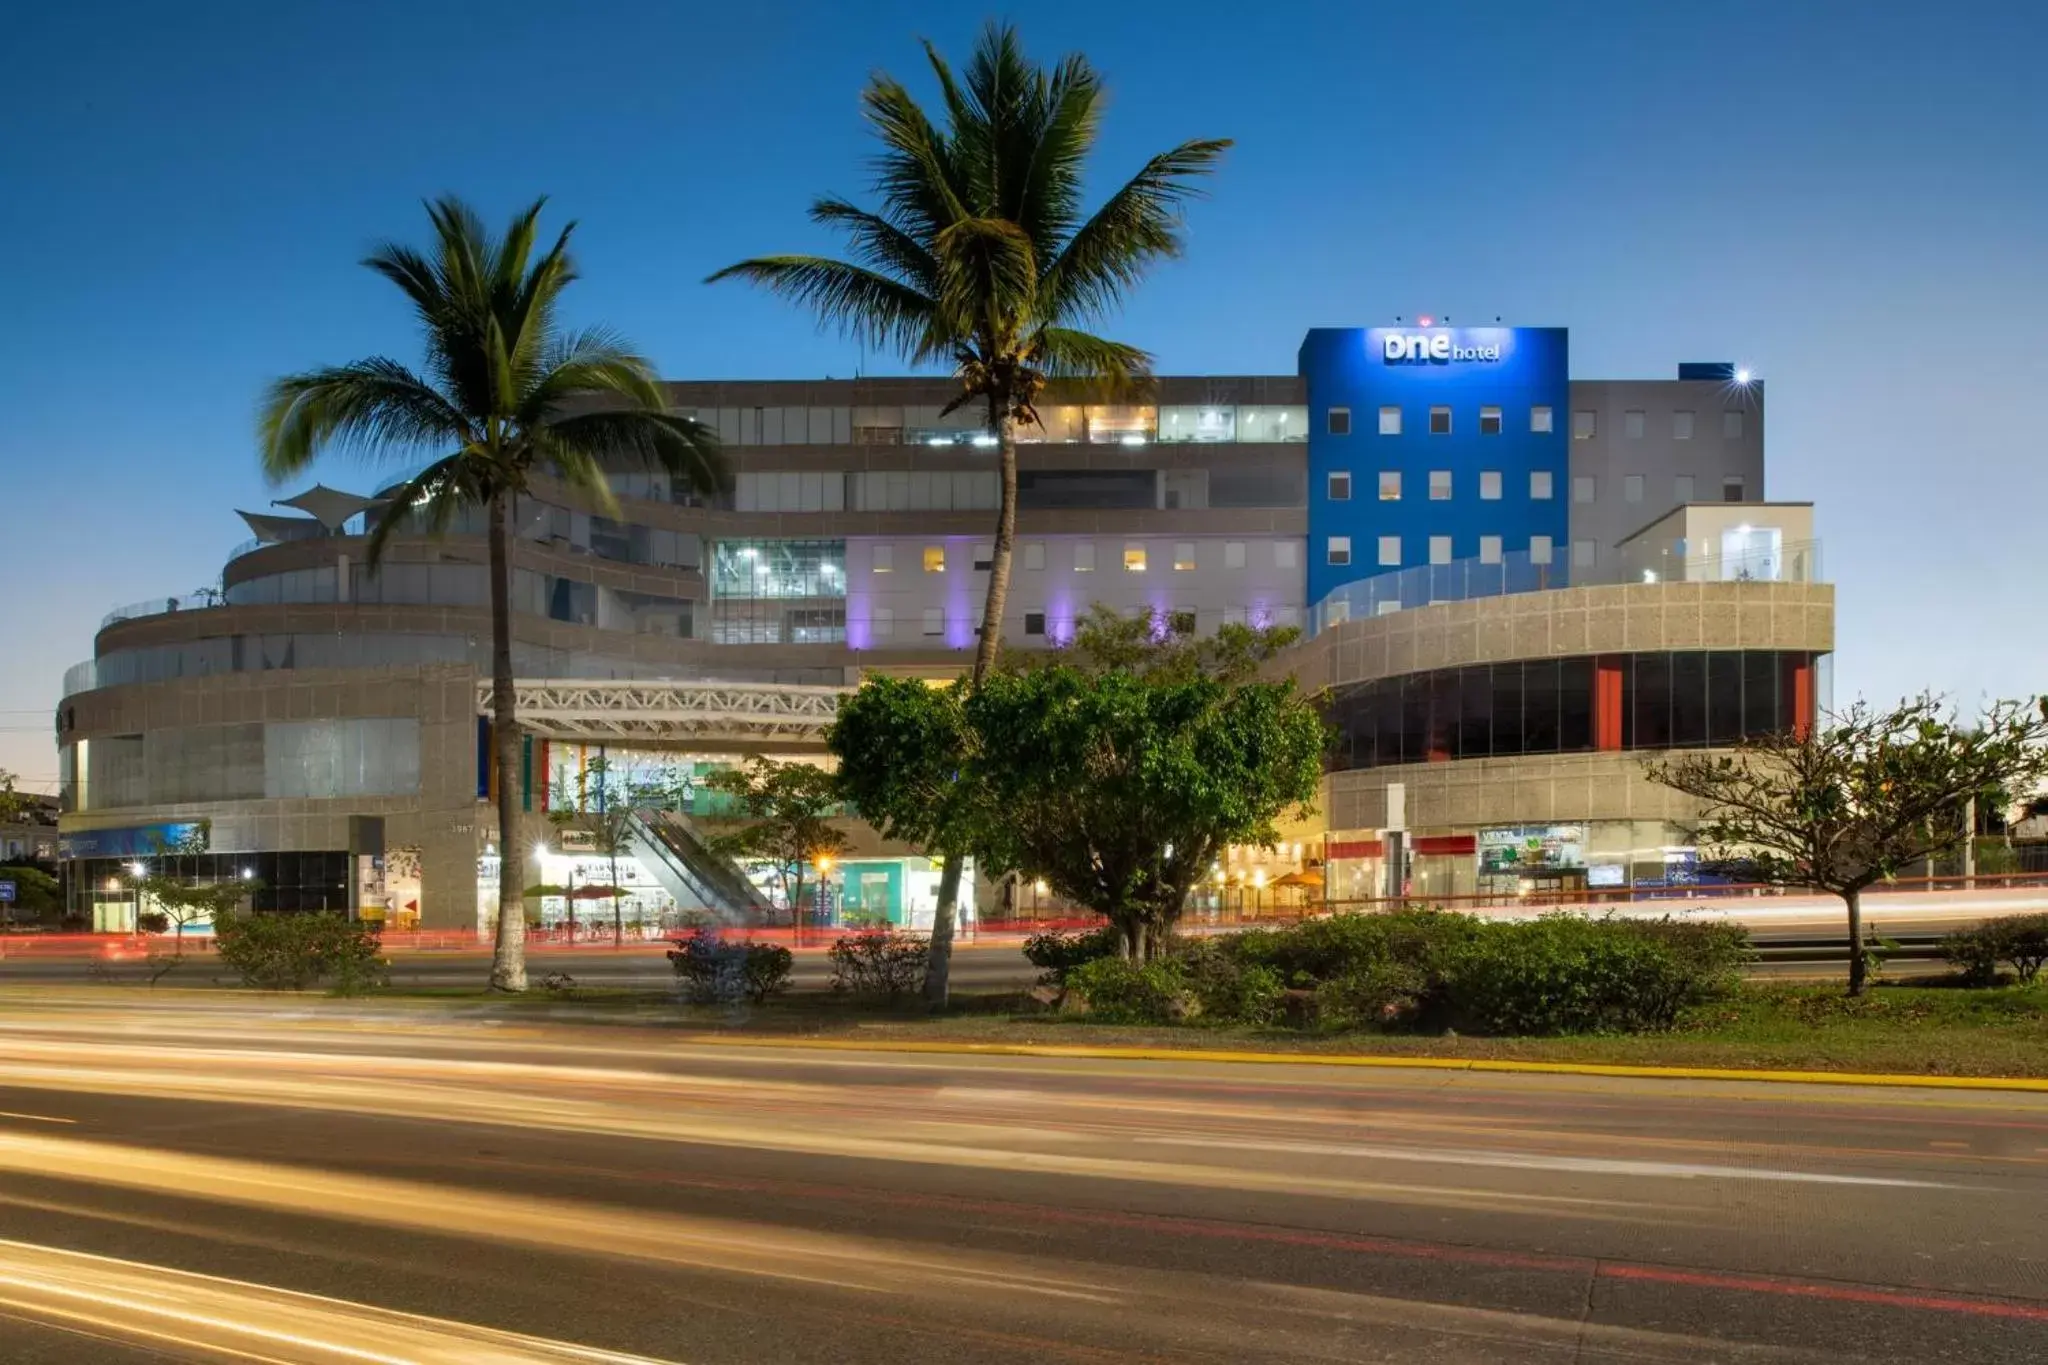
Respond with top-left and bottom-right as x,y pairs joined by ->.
487,490 -> 528,992
1844,886 -> 1866,997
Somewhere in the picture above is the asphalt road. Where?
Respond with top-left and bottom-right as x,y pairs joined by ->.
0,993 -> 2040,1362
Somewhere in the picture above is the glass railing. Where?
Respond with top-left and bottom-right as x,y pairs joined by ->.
1310,539 -> 1823,635
100,593 -> 229,630
62,660 -> 96,697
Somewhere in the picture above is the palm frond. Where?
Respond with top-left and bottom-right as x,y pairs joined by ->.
809,197 -> 940,294
259,358 -> 475,482
862,73 -> 970,242
362,452 -> 491,565
706,255 -> 942,361
1039,138 -> 1231,324
1033,327 -> 1152,396
541,409 -> 729,502
933,217 -> 1037,336
1012,54 -> 1100,261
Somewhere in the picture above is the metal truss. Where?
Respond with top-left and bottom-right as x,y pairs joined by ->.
478,679 -> 846,746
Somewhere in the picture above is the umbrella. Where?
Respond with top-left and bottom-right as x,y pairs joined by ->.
1272,869 -> 1324,889
569,884 -> 624,899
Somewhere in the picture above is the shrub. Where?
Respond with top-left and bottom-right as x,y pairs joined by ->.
827,927 -> 929,1001
2003,914 -> 2048,984
213,912 -> 387,994
1442,915 -> 1730,1034
668,929 -> 794,1004
1617,917 -> 1753,991
1176,939 -> 1286,1026
1943,914 -> 2048,986
1066,956 -> 1186,1025
1941,924 -> 2003,987
1228,909 -> 1483,989
1022,924 -> 1122,985
136,911 -> 171,935
1311,960 -> 1431,1031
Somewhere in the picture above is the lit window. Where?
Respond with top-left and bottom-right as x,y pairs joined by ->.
1479,470 -> 1501,501
1275,540 -> 1298,569
1573,475 -> 1595,504
1327,535 -> 1352,566
1173,542 -> 1196,571
1675,475 -> 1695,503
922,608 -> 943,636
1023,542 -> 1045,571
1479,405 -> 1502,435
1479,535 -> 1502,565
1572,410 -> 1596,440
872,545 -> 893,574
1674,410 -> 1695,440
1379,470 -> 1401,501
1327,407 -> 1351,436
1531,405 -> 1554,433
1124,544 -> 1147,572
1723,410 -> 1745,439
1074,542 -> 1096,572
1723,476 -> 1745,502
1377,536 -> 1401,567
1024,611 -> 1045,637
973,543 -> 993,571
922,545 -> 944,573
1429,470 -> 1451,500
1327,471 -> 1352,501
1224,541 -> 1246,569
1378,406 -> 1401,435
1530,535 -> 1553,565
1429,535 -> 1452,565
1573,540 -> 1596,568
1624,410 -> 1646,439
1530,470 -> 1554,500
1429,406 -> 1452,435
1624,474 -> 1644,503
873,607 -> 893,638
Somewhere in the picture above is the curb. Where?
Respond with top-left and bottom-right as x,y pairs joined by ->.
669,1034 -> 2048,1093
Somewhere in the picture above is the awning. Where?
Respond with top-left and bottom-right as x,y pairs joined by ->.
274,484 -> 376,532
235,510 -> 327,544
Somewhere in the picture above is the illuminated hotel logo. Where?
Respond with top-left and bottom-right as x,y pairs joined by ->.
1381,331 -> 1504,364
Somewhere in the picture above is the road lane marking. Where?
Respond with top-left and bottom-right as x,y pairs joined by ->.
0,1111 -> 73,1125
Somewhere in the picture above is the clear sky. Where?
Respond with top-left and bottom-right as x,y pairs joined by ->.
3,0 -> 2044,792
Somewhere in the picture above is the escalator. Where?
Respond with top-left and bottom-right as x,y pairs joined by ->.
625,808 -> 775,926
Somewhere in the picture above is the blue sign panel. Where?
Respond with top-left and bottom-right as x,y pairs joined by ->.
1298,326 -> 1570,611
57,822 -> 209,860
0,880 -> 15,904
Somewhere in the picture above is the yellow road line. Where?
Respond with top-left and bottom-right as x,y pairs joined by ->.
665,1034 -> 2048,1093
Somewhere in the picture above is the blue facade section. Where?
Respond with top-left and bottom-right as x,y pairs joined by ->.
1299,326 -> 1570,611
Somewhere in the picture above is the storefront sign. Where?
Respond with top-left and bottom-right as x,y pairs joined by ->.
1478,825 -> 1587,875
58,822 -> 208,860
1381,331 -> 1505,364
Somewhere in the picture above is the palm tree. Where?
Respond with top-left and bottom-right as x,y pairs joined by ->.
261,197 -> 725,991
709,22 -> 1227,1005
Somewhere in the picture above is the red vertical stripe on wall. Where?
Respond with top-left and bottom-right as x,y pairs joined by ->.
1789,656 -> 1814,739
538,741 -> 550,813
1594,655 -> 1625,750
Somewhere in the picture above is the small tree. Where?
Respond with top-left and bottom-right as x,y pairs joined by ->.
1648,694 -> 2048,996
133,874 -> 252,953
547,756 -> 639,944
703,759 -> 849,934
966,665 -> 1326,960
0,769 -> 34,825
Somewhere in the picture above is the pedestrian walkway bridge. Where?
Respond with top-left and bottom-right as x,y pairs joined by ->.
477,679 -> 848,747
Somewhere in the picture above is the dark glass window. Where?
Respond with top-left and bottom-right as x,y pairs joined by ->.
1559,658 -> 1594,751
1670,652 -> 1708,745
1523,660 -> 1560,754
1744,652 -> 1781,736
1023,612 -> 1046,637
1425,669 -> 1458,760
1490,662 -> 1524,756
1459,665 -> 1493,758
1707,652 -> 1745,745
1400,674 -> 1428,766
1632,652 -> 1672,750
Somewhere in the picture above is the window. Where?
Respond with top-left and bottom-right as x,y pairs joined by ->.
1379,470 -> 1401,501
1123,544 -> 1147,572
1723,410 -> 1745,439
1675,474 -> 1695,503
1673,410 -> 1695,440
1573,539 -> 1596,568
1624,409 -> 1646,439
873,607 -> 894,639
1530,535 -> 1554,565
1723,476 -> 1745,502
1224,541 -> 1246,569
1530,470 -> 1554,500
871,545 -> 893,574
1327,406 -> 1351,436
1479,470 -> 1502,501
973,543 -> 993,571
1173,542 -> 1196,571
1327,535 -> 1352,566
1573,475 -> 1595,504
1074,542 -> 1096,572
1479,535 -> 1503,565
1531,405 -> 1554,434
1429,470 -> 1452,500
1023,542 -> 1045,571
1275,541 -> 1298,569
1024,611 -> 1046,637
1377,536 -> 1401,567
1429,406 -> 1452,435
922,545 -> 945,573
1624,474 -> 1644,504
1572,410 -> 1596,440
1327,471 -> 1352,501
1479,405 -> 1502,435
1429,535 -> 1452,565
1168,609 -> 1197,636
922,609 -> 943,637
1378,406 -> 1402,435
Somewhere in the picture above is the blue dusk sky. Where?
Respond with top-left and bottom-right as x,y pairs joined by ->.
2,0 -> 2044,790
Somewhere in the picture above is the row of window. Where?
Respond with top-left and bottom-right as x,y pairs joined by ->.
69,718 -> 421,811
1325,535 -> 1626,570
1327,406 -> 1748,441
686,403 -> 1309,447
1323,651 -> 1813,771
873,539 -> 1300,576
1325,470 -> 1746,505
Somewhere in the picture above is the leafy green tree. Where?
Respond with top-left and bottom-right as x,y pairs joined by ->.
0,864 -> 60,920
132,873 -> 253,953
259,197 -> 726,991
1649,694 -> 2048,995
710,24 -> 1228,999
1027,603 -> 1301,683
703,760 -> 849,935
0,769 -> 33,825
547,756 -> 640,944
